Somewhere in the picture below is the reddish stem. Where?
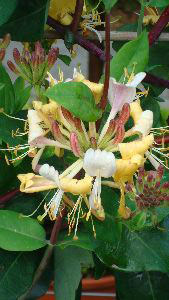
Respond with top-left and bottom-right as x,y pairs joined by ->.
50,208 -> 67,245
144,73 -> 169,89
0,188 -> 20,204
149,6 -> 169,46
155,135 -> 169,145
71,0 -> 84,34
99,14 -> 111,111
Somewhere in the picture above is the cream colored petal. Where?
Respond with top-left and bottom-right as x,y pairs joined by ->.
18,173 -> 92,195
18,173 -> 57,193
130,100 -> 143,124
113,154 -> 145,183
60,175 -> 92,195
118,134 -> 154,160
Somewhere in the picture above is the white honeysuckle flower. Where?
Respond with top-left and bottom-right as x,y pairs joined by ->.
83,148 -> 116,178
108,72 -> 146,120
39,164 -> 63,220
83,148 -> 116,211
133,110 -> 153,136
28,110 -> 44,144
98,72 -> 146,145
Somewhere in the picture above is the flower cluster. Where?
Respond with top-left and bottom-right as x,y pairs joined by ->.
135,166 -> 169,209
0,33 -> 10,61
7,41 -> 59,86
15,68 -> 158,227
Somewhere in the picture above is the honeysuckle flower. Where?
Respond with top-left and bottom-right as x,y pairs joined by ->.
98,72 -> 146,144
48,0 -> 77,26
83,148 -> 116,216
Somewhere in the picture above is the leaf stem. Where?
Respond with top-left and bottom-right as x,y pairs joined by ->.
0,188 -> 20,204
19,208 -> 67,300
149,5 -> 169,46
137,0 -> 145,36
46,16 -> 169,90
71,0 -> 84,34
99,13 -> 111,111
47,16 -> 106,61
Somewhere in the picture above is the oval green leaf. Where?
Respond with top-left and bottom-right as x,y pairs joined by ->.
110,31 -> 149,82
0,210 -> 47,251
45,81 -> 102,122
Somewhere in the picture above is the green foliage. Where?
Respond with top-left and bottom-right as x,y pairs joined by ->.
102,0 -> 118,12
96,217 -> 169,273
0,0 -> 18,27
45,81 -> 102,122
110,31 -> 149,81
13,77 -> 31,112
148,0 -> 169,7
115,271 -> 169,300
0,210 -> 47,251
0,248 -> 44,300
54,246 -> 93,300
0,0 -> 49,41
0,65 -> 31,114
58,54 -> 71,66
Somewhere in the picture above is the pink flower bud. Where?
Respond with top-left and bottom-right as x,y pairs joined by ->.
112,124 -> 125,144
13,48 -> 21,64
47,48 -> 59,69
70,132 -> 82,157
7,60 -> 20,74
0,33 -> 10,49
117,103 -> 130,125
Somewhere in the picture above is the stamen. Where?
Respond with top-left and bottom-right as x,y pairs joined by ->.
3,112 -> 26,122
21,191 -> 50,217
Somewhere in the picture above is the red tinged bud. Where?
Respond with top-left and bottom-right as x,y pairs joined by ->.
117,103 -> 130,125
70,132 -> 82,157
7,61 -> 20,74
0,48 -> 5,61
112,124 -> 125,144
161,182 -> 169,189
47,48 -> 59,69
13,48 -> 21,64
157,165 -> 164,179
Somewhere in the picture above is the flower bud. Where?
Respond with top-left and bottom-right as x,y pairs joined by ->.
13,48 -> 21,64
7,61 -> 20,75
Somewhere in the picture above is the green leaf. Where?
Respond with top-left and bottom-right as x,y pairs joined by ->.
0,113 -> 26,146
0,248 -> 44,300
115,271 -> 169,300
45,81 -> 102,122
0,0 -> 18,26
96,217 -> 169,272
102,0 -> 118,12
0,210 -> 47,251
57,231 -> 99,251
148,0 -> 169,7
58,54 -> 71,66
0,156 -> 17,194
110,31 -> 149,81
0,63 -> 15,114
13,77 -> 31,112
0,0 -> 49,42
54,246 -> 93,300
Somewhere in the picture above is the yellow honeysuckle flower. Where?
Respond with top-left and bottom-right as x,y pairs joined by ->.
113,154 -> 145,183
18,173 -> 92,195
118,134 -> 154,160
130,99 -> 143,124
49,0 -> 76,26
33,100 -> 59,123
